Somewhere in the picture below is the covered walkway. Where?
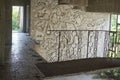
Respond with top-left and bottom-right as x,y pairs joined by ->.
1,33 -> 45,80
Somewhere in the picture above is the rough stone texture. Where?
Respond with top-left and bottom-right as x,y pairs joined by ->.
30,0 -> 110,62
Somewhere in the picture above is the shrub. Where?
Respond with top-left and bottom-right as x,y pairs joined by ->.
12,6 -> 20,30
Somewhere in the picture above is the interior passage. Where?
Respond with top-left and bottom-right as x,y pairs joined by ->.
3,33 -> 45,80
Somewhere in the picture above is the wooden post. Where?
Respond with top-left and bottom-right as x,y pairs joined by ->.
5,0 -> 12,46
0,0 -> 6,65
23,5 -> 27,33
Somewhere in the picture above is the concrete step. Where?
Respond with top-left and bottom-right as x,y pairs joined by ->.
36,58 -> 120,77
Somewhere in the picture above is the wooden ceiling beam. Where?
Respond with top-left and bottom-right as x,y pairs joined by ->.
86,0 -> 120,13
58,0 -> 120,13
58,0 -> 88,7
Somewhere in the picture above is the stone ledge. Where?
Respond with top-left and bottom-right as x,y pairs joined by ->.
36,58 -> 120,77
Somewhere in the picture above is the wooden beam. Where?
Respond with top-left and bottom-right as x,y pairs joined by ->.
58,0 -> 88,7
12,0 -> 27,6
0,0 -> 5,65
59,0 -> 120,13
86,0 -> 120,13
5,0 -> 12,46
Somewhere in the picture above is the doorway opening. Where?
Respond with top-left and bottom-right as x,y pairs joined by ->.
12,6 -> 24,32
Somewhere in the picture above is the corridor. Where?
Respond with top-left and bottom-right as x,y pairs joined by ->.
4,33 -> 45,80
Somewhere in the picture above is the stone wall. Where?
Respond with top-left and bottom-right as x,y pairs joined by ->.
30,0 -> 110,62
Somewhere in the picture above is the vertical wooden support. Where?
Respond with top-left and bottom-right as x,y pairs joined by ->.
23,0 -> 30,33
0,0 -> 5,65
23,5 -> 27,33
5,0 -> 12,46
26,4 -> 30,33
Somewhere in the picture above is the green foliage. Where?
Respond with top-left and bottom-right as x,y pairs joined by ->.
12,19 -> 20,30
97,69 -> 120,80
111,15 -> 117,31
12,6 -> 20,30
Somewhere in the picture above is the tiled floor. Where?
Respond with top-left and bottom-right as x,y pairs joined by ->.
3,33 -> 45,80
